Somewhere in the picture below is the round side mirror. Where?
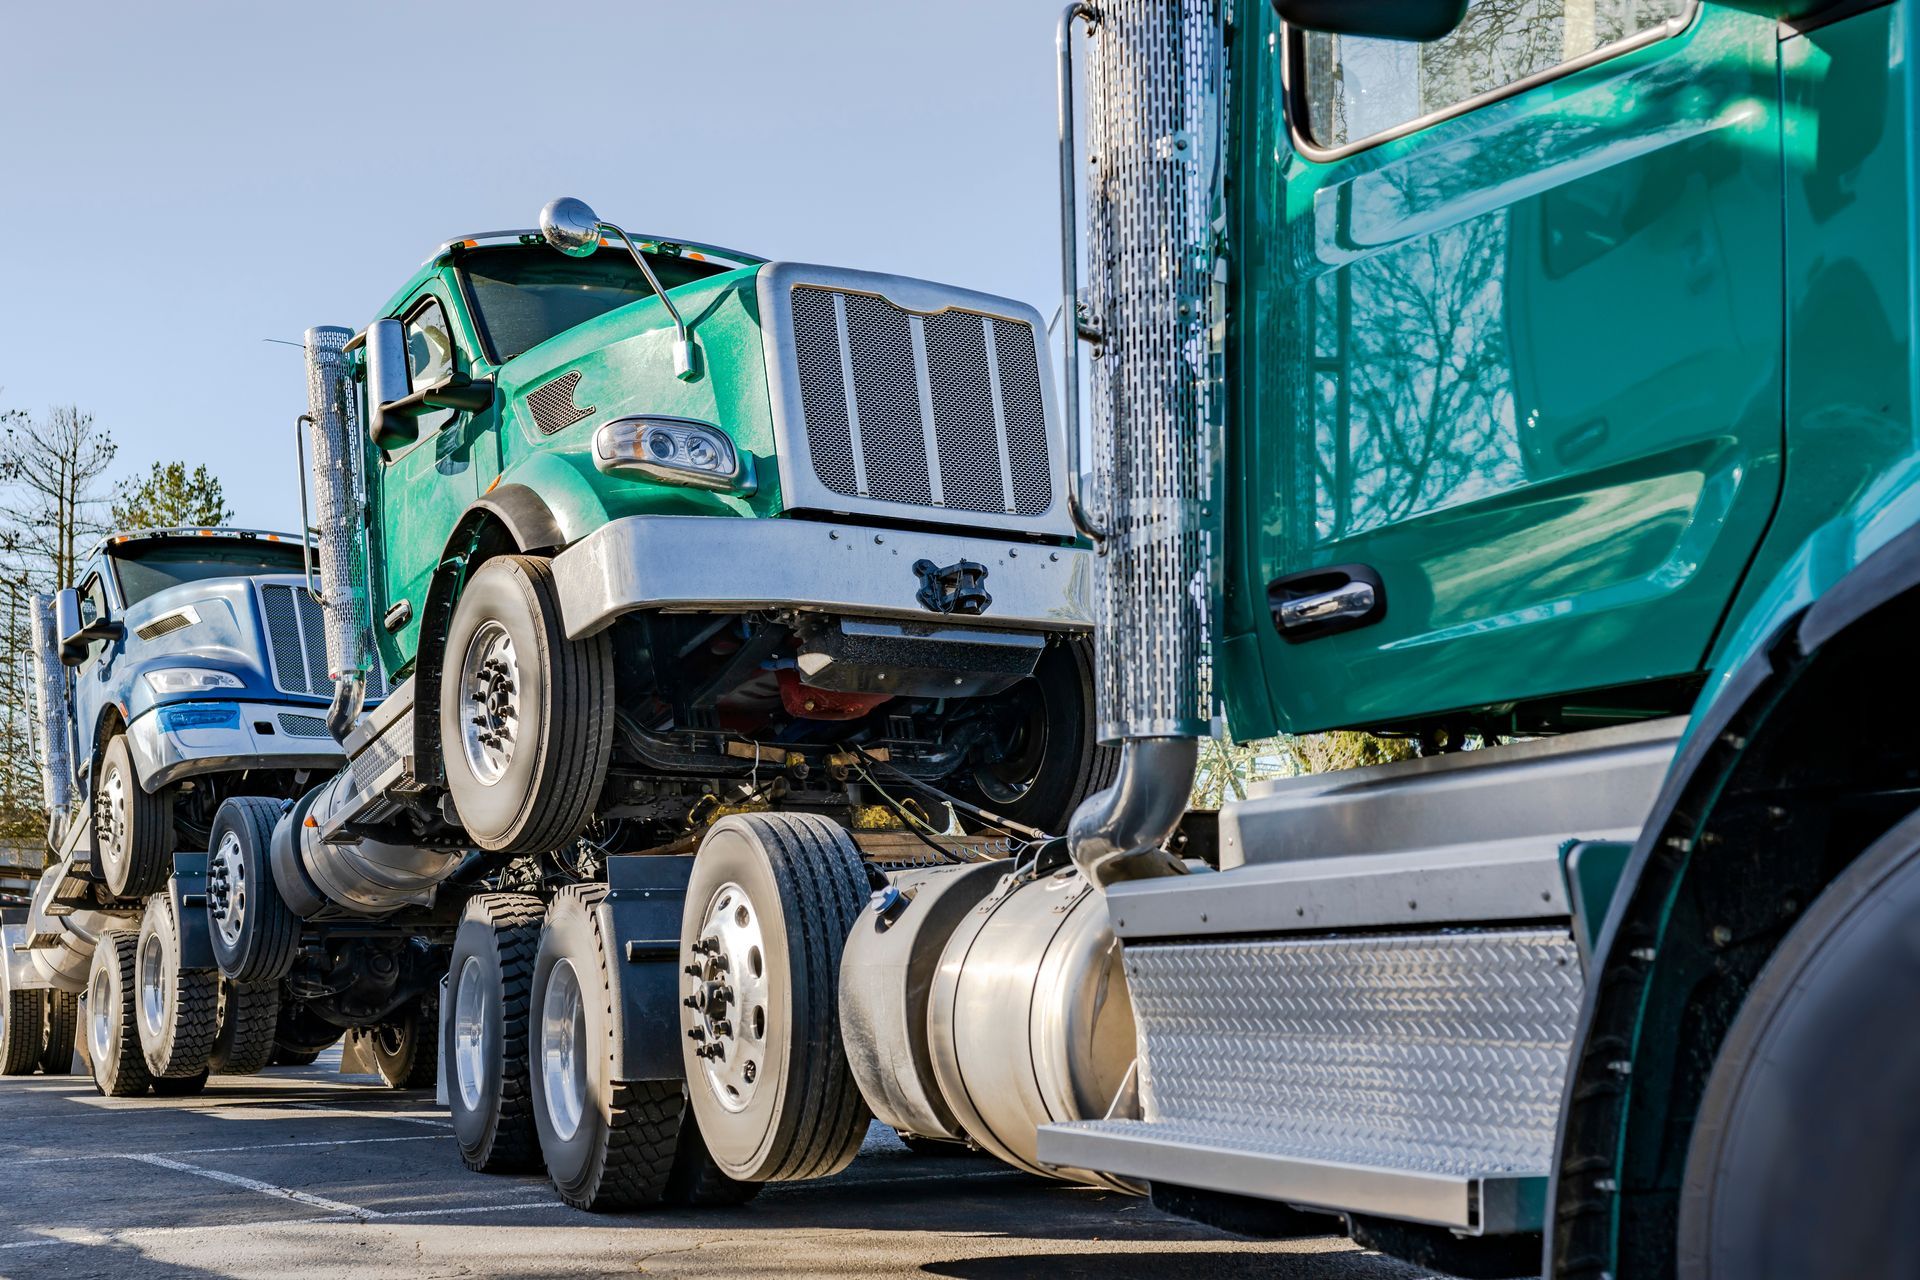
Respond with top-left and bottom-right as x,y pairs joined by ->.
539,197 -> 602,258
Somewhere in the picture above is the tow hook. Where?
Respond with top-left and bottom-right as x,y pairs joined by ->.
914,558 -> 992,615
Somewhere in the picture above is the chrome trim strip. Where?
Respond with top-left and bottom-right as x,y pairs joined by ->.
1282,5 -> 1699,164
981,316 -> 1018,514
832,293 -> 871,496
1038,1120 -> 1544,1234
907,315 -> 946,506
549,514 -> 1092,641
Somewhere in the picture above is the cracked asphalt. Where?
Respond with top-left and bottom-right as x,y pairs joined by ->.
0,1053 -> 1446,1279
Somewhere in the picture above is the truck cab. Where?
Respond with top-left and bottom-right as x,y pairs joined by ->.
1035,1 -> 1920,1276
55,527 -> 371,899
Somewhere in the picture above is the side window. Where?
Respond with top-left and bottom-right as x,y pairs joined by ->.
1297,0 -> 1692,151
78,574 -> 110,670
403,296 -> 457,438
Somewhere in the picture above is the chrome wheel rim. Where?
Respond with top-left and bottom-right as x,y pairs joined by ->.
460,620 -> 520,786
97,763 -> 127,868
208,829 -> 247,951
89,964 -> 112,1063
540,958 -> 586,1142
138,933 -> 167,1041
686,881 -> 770,1114
453,956 -> 488,1112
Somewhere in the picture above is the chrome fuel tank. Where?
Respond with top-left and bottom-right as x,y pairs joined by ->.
925,863 -> 1139,1189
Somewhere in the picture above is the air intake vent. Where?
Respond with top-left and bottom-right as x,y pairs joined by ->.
276,713 -> 332,739
259,583 -> 389,701
135,607 -> 198,641
526,371 -> 595,435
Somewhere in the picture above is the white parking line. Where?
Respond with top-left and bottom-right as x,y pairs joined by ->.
0,1198 -> 568,1253
126,1152 -> 373,1216
17,1134 -> 448,1164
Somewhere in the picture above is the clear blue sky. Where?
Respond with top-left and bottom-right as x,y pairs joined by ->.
0,1 -> 1067,531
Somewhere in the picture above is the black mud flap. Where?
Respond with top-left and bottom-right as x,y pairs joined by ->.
169,852 -> 214,971
598,854 -> 696,1082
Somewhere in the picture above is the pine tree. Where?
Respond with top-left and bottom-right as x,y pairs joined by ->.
110,461 -> 232,531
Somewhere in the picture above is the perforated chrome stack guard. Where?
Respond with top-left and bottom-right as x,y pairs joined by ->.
303,325 -> 373,738
1083,0 -> 1218,744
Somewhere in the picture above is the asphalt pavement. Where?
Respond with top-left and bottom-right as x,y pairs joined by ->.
0,1053 -> 1448,1279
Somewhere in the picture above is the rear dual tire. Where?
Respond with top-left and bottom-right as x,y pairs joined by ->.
135,890 -> 217,1082
209,979 -> 281,1076
1,959 -> 47,1076
87,930 -> 154,1097
449,892 -> 545,1172
678,814 -> 873,1185
527,884 -> 756,1210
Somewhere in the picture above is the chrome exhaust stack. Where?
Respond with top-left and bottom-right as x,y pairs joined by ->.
302,325 -> 373,741
1062,0 -> 1221,887
29,593 -> 74,826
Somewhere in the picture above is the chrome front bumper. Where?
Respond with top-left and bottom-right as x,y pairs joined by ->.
550,514 -> 1092,639
126,700 -> 346,791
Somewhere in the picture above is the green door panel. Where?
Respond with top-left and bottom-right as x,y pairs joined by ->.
1708,4 -> 1914,673
1221,2 -> 1785,737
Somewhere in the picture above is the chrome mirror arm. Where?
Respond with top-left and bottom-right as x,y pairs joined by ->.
599,220 -> 699,382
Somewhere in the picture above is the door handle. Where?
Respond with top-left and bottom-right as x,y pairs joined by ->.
1266,564 -> 1387,643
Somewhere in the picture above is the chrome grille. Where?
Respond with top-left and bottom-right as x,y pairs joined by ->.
773,271 -> 1061,535
259,582 -> 388,701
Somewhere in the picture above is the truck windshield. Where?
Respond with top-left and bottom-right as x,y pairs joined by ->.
111,541 -> 309,606
458,245 -> 736,363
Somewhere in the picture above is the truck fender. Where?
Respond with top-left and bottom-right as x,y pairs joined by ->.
1548,514 -> 1920,1277
468,484 -> 566,556
409,483 -> 582,786
168,852 -> 215,972
597,853 -> 696,1082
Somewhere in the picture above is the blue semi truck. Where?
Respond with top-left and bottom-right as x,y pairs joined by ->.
0,527 -> 429,1093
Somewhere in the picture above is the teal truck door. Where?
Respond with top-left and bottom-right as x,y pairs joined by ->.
1228,1 -> 1784,734
371,288 -> 484,669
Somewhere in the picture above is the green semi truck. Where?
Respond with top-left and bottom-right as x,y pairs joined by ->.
183,197 -> 1117,1207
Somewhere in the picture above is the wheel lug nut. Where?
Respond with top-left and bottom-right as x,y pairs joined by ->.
687,1027 -> 706,1041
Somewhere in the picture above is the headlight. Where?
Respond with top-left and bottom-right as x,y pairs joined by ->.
593,416 -> 753,493
143,668 -> 245,695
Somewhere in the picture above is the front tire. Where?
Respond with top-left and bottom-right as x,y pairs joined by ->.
679,813 -> 872,1183
207,797 -> 300,983
95,734 -> 172,900
87,930 -> 154,1097
439,556 -> 613,855
1678,810 -> 1920,1279
946,638 -> 1118,837
449,892 -> 546,1172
